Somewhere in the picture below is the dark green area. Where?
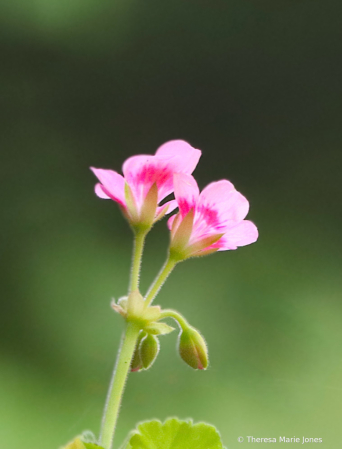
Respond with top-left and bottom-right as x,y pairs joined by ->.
1,0 -> 341,448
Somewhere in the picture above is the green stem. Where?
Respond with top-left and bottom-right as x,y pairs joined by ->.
129,230 -> 147,293
99,322 -> 140,449
159,309 -> 189,330
144,256 -> 177,307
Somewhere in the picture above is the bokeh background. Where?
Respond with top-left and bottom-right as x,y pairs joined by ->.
1,0 -> 341,448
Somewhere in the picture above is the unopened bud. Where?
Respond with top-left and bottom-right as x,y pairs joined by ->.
178,326 -> 208,370
140,333 -> 160,369
131,332 -> 145,372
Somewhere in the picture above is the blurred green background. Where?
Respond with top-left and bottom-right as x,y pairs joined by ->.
1,0 -> 341,448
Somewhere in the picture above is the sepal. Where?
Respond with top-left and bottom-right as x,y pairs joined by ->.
112,292 -> 168,337
154,203 -> 169,222
111,296 -> 128,317
126,291 -> 145,321
124,182 -> 139,224
191,247 -> 219,257
185,233 -> 224,258
140,182 -> 158,229
169,209 -> 194,259
143,305 -> 162,322
144,322 -> 175,335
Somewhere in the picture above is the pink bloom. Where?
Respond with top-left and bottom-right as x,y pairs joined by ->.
169,173 -> 258,258
91,140 -> 201,228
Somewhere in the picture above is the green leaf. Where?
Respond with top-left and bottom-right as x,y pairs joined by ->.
122,418 -> 225,449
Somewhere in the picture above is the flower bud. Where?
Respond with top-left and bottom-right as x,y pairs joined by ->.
130,349 -> 142,372
131,332 -> 145,372
178,326 -> 208,370
140,333 -> 160,369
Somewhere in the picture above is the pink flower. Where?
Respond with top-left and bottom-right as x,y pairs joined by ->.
168,173 -> 258,259
91,140 -> 201,229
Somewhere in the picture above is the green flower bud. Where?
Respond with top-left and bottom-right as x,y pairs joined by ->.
140,333 -> 160,369
131,331 -> 145,372
178,326 -> 208,370
131,347 -> 142,372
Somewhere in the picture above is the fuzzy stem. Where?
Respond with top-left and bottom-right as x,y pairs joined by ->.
144,256 -> 177,307
129,230 -> 147,293
159,309 -> 190,330
99,322 -> 140,449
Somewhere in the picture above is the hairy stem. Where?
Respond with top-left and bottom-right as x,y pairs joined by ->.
129,230 -> 147,293
159,309 -> 190,330
144,256 -> 177,307
99,322 -> 140,449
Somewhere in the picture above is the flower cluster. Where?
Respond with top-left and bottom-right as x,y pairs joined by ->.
91,140 -> 258,373
91,140 -> 258,254
61,140 -> 259,449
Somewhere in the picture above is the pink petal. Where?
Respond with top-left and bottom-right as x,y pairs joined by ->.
121,141 -> 201,209
122,154 -> 174,207
155,140 -> 201,175
173,173 -> 200,216
95,183 -> 110,199
217,220 -> 259,250
197,180 -> 249,227
90,167 -> 126,206
158,199 -> 178,216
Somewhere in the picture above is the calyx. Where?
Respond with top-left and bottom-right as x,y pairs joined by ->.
111,291 -> 174,335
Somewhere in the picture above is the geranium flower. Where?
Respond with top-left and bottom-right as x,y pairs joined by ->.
168,173 -> 258,259
91,140 -> 201,230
